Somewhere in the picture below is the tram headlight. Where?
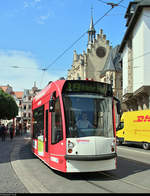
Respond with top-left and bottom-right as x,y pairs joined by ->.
111,139 -> 116,152
68,140 -> 75,153
68,142 -> 74,148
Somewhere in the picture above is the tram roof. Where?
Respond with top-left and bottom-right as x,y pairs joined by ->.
32,79 -> 113,108
33,80 -> 66,103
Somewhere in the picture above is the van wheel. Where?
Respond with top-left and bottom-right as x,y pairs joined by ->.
142,143 -> 150,150
116,139 -> 122,146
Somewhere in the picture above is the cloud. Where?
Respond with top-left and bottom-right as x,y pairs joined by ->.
0,50 -> 57,91
23,0 -> 53,24
23,0 -> 41,8
34,0 -> 41,2
23,1 -> 30,8
36,12 -> 51,24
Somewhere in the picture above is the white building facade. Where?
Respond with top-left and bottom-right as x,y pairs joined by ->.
119,0 -> 150,111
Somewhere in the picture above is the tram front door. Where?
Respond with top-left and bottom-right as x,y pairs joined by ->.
49,96 -> 66,172
44,103 -> 49,164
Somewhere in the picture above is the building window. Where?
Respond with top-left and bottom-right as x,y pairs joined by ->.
77,73 -> 81,80
28,96 -> 31,101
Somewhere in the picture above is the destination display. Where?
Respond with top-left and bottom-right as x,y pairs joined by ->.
63,80 -> 113,96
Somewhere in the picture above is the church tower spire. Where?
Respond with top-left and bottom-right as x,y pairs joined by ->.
87,6 -> 96,49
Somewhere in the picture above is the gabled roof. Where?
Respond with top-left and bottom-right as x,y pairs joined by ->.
119,0 -> 150,52
14,91 -> 23,99
0,86 -> 8,92
100,45 -> 121,77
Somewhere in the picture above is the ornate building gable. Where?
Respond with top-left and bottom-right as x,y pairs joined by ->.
67,9 -> 112,82
67,50 -> 87,80
86,28 -> 111,81
100,45 -> 122,100
67,28 -> 112,81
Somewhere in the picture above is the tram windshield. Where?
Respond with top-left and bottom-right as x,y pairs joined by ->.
63,93 -> 114,138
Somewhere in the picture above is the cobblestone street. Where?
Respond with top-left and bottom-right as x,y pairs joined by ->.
0,136 -> 28,193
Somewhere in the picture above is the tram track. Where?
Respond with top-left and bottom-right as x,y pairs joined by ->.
99,171 -> 150,192
78,168 -> 150,193
86,180 -> 114,193
80,173 -> 115,193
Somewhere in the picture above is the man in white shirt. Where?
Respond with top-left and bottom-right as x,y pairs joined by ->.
76,112 -> 93,129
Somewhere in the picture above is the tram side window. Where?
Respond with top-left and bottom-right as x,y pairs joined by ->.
33,105 -> 44,139
51,97 -> 63,144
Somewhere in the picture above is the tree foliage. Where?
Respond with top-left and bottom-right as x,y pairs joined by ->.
0,89 -> 18,120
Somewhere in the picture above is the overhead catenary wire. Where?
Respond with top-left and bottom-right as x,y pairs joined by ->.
44,0 -> 125,72
44,31 -> 88,71
97,0 -> 127,9
122,50 -> 150,68
0,65 -> 40,70
45,7 -> 113,71
8,0 -> 146,73
3,0 -> 125,74
38,0 -> 125,87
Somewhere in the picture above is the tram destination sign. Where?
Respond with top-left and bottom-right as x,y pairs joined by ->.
63,80 -> 113,96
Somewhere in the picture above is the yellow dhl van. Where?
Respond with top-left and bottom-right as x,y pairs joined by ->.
116,110 -> 150,150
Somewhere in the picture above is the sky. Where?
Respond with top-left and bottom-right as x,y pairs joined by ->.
0,0 -> 132,91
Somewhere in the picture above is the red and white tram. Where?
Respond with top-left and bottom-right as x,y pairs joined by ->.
31,79 -> 120,173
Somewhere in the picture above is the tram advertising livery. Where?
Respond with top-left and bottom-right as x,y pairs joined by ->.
32,80 -> 120,173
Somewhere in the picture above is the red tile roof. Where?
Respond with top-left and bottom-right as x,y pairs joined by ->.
0,86 -> 8,92
14,91 -> 23,99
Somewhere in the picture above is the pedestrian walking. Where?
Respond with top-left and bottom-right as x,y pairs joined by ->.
24,125 -> 27,135
16,125 -> 20,136
9,125 -> 14,140
19,123 -> 22,136
0,123 -> 2,138
1,124 -> 6,141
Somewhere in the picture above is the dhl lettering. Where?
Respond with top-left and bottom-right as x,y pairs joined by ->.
134,115 -> 150,122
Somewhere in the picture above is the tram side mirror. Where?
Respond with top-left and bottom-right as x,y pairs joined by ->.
116,102 -> 121,115
49,98 -> 55,112
49,92 -> 56,112
114,97 -> 121,115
